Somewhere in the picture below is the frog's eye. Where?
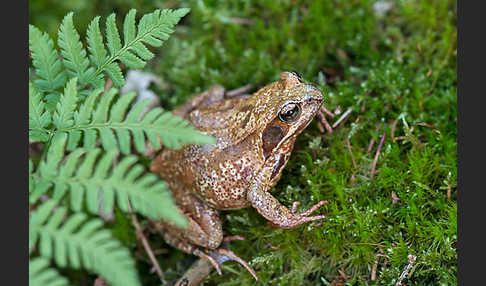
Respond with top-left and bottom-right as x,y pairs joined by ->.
278,102 -> 301,123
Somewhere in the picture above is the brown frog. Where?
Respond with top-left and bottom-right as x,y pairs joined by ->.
150,71 -> 327,280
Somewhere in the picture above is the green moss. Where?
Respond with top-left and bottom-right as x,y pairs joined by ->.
31,0 -> 457,285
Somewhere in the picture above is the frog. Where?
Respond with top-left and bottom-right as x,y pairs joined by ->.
150,71 -> 328,280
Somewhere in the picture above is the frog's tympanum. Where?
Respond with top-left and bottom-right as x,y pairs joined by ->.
151,72 -> 327,280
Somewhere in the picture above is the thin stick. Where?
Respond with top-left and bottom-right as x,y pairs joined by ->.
320,106 -> 335,118
104,78 -> 113,93
370,133 -> 386,181
346,138 -> 357,169
391,119 -> 399,142
338,269 -> 349,281
417,122 -> 436,129
128,203 -> 166,284
332,108 -> 352,128
227,17 -> 255,25
226,84 -> 253,98
395,254 -> 417,286
367,138 -> 375,153
321,114 -> 333,133
371,254 -> 379,281
316,111 -> 333,133
174,258 -> 214,286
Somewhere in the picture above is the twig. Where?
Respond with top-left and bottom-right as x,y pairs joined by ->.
174,258 -> 214,286
371,254 -> 379,281
94,277 -> 110,286
227,17 -> 255,25
395,254 -> 417,286
320,106 -> 335,118
316,111 -> 333,133
322,115 -> 333,134
349,174 -> 356,186
128,203 -> 167,284
338,269 -> 349,281
104,78 -> 113,93
225,84 -> 253,97
367,138 -> 375,153
391,119 -> 399,142
346,138 -> 357,169
332,108 -> 352,128
417,122 -> 436,129
370,133 -> 386,181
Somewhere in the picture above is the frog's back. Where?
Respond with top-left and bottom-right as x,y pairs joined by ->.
151,131 -> 263,210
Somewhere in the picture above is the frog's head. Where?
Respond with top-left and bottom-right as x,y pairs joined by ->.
255,71 -> 324,159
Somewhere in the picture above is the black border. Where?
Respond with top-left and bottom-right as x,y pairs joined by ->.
4,0 -> 28,285
457,1 -> 483,285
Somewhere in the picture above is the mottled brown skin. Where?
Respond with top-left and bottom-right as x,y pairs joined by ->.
150,72 -> 326,279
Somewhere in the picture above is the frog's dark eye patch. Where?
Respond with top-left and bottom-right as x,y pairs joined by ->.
278,102 -> 301,123
262,125 -> 286,159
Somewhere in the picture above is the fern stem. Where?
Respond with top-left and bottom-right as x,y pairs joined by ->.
38,133 -> 54,165
58,122 -> 175,133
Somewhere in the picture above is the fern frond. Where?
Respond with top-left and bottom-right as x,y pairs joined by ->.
53,78 -> 79,130
51,87 -> 215,153
58,13 -> 95,87
29,257 -> 70,286
30,202 -> 141,286
31,133 -> 187,226
29,25 -> 67,93
84,8 -> 190,87
29,82 -> 51,142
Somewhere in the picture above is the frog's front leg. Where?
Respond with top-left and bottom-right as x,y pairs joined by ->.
247,181 -> 328,229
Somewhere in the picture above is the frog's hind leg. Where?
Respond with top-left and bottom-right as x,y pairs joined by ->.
208,236 -> 258,280
154,193 -> 258,280
172,85 -> 226,119
155,197 -> 224,250
157,224 -> 257,280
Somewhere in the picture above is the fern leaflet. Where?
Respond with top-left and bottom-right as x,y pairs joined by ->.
30,133 -> 187,226
29,82 -> 52,142
58,13 -> 98,88
55,87 -> 215,153
30,201 -> 140,286
29,25 -> 67,93
29,257 -> 70,286
53,78 -> 79,130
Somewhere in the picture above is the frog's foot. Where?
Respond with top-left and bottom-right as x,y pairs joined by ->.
196,236 -> 258,281
281,200 -> 329,229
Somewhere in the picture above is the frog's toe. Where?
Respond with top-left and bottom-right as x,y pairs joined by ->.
208,247 -> 258,281
300,200 -> 329,216
194,249 -> 223,275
